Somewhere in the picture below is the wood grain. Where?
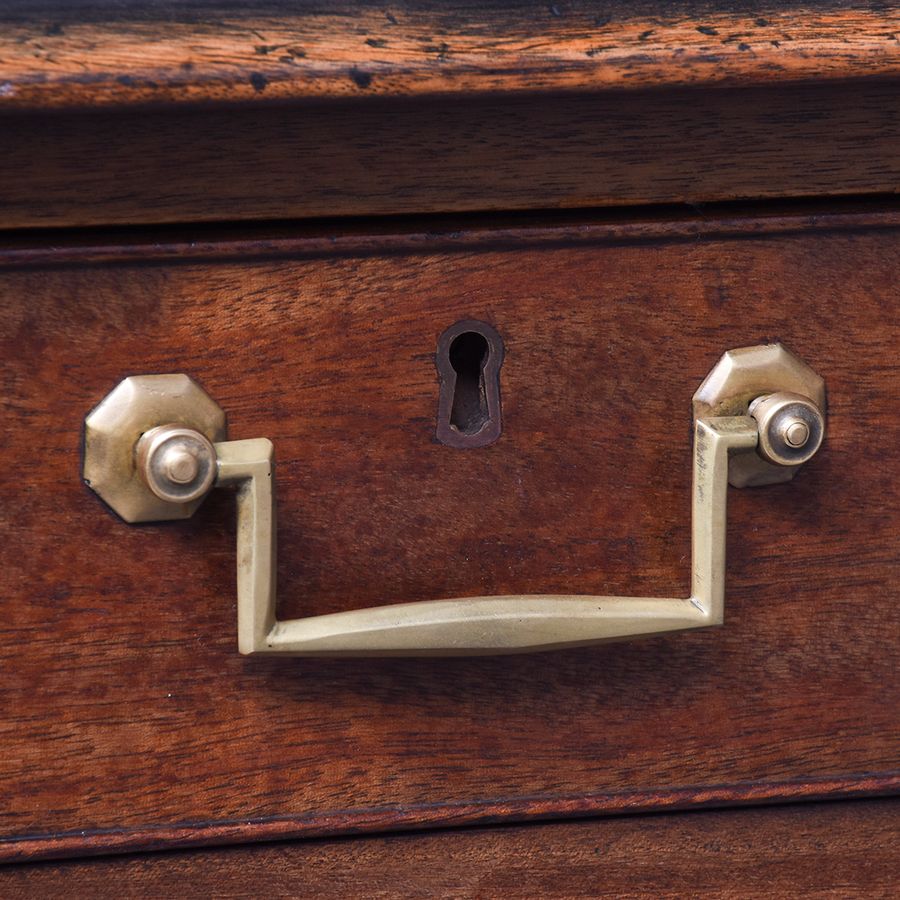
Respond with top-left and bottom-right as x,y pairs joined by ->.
3,79 -> 900,229
1,208 -> 899,860
0,2 -> 898,110
2,800 -> 898,897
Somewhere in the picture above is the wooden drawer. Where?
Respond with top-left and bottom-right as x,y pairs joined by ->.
1,206 -> 898,861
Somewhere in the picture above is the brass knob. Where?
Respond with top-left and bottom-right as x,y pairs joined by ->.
748,392 -> 825,467
136,424 -> 217,503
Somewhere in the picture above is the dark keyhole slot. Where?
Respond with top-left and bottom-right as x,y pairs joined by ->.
449,331 -> 490,434
436,320 -> 503,449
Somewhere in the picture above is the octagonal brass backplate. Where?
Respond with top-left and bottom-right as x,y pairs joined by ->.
693,343 -> 825,488
83,375 -> 226,522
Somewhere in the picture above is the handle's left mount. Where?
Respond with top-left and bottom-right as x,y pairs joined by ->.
83,374 -> 228,523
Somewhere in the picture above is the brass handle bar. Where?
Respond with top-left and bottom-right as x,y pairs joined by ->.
215,417 -> 756,656
82,344 -> 826,657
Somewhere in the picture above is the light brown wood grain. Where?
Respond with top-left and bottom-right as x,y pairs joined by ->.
0,207 -> 898,860
2,800 -> 897,897
0,2 -> 898,109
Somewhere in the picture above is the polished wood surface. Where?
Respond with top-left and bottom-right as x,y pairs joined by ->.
1,1 -> 897,109
1,207 -> 898,860
4,79 -> 899,229
3,800 -> 897,897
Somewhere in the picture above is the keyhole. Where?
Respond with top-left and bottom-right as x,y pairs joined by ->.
448,331 -> 489,434
436,320 -> 503,448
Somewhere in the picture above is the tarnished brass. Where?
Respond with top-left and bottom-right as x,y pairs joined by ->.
749,392 -> 825,468
136,424 -> 218,504
83,346 -> 826,656
83,375 -> 226,522
693,343 -> 826,487
215,418 -> 757,656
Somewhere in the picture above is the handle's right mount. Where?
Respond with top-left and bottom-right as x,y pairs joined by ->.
693,343 -> 826,488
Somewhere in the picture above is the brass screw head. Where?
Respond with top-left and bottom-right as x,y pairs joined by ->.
164,447 -> 200,484
749,391 -> 825,467
783,420 -> 811,448
136,424 -> 217,504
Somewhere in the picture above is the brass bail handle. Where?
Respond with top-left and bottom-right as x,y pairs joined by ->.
83,344 -> 825,657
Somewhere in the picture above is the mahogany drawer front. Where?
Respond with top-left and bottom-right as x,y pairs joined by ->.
1,208 -> 898,861
2,800 -> 897,897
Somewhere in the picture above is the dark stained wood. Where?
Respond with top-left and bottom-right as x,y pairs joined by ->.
3,800 -> 898,897
1,208 -> 899,861
2,201 -> 898,269
1,2 -> 898,110
3,79 -> 900,229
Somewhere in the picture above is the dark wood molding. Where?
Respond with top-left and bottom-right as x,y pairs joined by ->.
3,79 -> 899,229
3,201 -> 900,269
3,799 -> 898,896
3,773 -> 898,865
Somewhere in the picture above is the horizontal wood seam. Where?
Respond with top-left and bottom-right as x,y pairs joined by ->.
3,772 -> 898,865
3,206 -> 900,270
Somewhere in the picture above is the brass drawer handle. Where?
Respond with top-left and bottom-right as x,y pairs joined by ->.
83,344 -> 825,657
